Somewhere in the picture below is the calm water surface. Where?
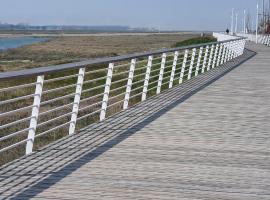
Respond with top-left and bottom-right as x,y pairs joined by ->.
0,37 -> 47,50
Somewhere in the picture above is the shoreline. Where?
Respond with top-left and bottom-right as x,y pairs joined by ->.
0,32 -> 201,38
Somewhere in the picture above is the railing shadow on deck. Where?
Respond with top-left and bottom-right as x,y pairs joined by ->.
0,49 -> 256,200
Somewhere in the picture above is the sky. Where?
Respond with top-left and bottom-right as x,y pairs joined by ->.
0,0 -> 263,31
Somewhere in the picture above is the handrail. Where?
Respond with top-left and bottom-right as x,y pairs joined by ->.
237,33 -> 270,46
0,37 -> 245,80
0,34 -> 246,165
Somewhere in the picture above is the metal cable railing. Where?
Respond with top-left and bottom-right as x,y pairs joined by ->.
0,35 -> 246,163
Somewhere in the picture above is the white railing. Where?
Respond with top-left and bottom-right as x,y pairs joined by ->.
0,36 -> 246,163
237,33 -> 270,46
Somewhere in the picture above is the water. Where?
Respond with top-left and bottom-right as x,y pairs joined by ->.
0,37 -> 47,50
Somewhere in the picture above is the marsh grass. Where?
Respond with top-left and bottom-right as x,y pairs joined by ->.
173,36 -> 217,47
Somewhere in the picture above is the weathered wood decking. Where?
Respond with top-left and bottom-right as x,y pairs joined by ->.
1,43 -> 270,200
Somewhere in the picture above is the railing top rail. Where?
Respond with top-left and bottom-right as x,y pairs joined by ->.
0,34 -> 246,165
0,37 -> 244,80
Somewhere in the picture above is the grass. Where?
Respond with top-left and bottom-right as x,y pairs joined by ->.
0,33 -> 199,72
0,33 -> 215,166
173,36 -> 217,47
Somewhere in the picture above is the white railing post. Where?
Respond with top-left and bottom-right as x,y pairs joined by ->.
216,44 -> 223,67
195,47 -> 203,76
233,41 -> 238,58
233,41 -> 237,58
225,42 -> 232,62
100,63 -> 114,121
237,41 -> 241,55
141,56 -> 153,101
228,42 -> 233,60
169,51 -> 179,89
26,75 -> 44,155
220,43 -> 226,65
123,59 -> 136,110
202,46 -> 209,73
179,49 -> 189,84
235,41 -> 240,57
156,53 -> 166,94
229,42 -> 234,59
207,45 -> 214,71
69,67 -> 85,135
212,44 -> 219,68
230,41 -> 236,59
188,48 -> 196,80
226,42 -> 232,62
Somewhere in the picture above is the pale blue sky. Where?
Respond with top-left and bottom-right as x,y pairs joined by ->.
0,0 -> 262,31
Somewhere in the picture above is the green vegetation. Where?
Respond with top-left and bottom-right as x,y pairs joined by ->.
173,36 -> 217,48
0,34 -> 199,72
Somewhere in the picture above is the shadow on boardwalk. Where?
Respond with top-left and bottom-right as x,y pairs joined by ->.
0,49 -> 256,200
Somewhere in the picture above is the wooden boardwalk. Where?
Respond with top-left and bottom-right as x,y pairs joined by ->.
1,43 -> 270,199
